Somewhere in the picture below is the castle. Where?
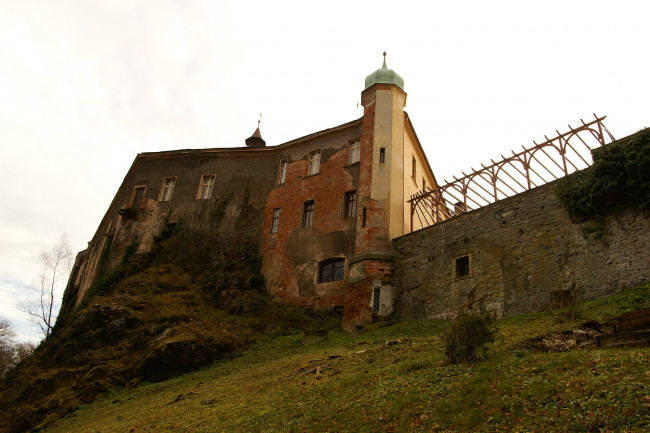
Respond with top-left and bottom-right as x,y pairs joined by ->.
64,56 -> 650,330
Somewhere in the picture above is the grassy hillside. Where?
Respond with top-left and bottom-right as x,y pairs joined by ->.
0,228 -> 340,433
45,284 -> 650,433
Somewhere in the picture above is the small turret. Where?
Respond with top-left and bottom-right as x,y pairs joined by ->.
245,117 -> 266,148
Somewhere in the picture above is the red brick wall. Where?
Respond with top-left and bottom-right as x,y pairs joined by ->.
262,128 -> 362,308
342,259 -> 395,331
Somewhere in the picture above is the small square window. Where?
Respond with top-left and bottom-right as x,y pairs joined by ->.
344,190 -> 356,219
302,200 -> 314,227
271,208 -> 280,233
277,159 -> 287,185
454,255 -> 471,278
308,150 -> 321,175
348,141 -> 360,165
159,177 -> 176,202
197,175 -> 215,199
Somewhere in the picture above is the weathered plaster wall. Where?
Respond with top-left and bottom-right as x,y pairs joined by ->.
71,150 -> 279,305
393,181 -> 650,319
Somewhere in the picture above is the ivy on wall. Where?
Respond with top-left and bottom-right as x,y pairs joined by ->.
555,128 -> 650,221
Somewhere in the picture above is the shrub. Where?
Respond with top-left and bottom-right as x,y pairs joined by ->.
440,310 -> 497,364
549,283 -> 583,324
555,128 -> 650,221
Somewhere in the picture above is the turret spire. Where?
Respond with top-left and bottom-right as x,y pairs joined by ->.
245,114 -> 266,148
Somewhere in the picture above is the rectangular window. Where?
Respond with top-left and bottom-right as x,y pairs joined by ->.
302,200 -> 314,227
308,150 -> 321,175
412,156 -> 417,180
271,208 -> 280,233
379,148 -> 385,164
454,255 -> 471,278
344,190 -> 356,219
373,288 -> 381,312
348,141 -> 360,165
362,207 -> 367,227
277,159 -> 287,185
422,178 -> 426,191
159,177 -> 176,202
131,186 -> 145,209
319,258 -> 345,283
197,175 -> 215,199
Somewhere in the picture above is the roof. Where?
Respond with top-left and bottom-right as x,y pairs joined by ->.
364,52 -> 405,91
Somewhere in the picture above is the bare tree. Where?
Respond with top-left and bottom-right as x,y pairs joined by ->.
0,318 -> 35,378
0,318 -> 17,377
19,235 -> 73,338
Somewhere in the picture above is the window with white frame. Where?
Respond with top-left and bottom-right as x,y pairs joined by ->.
159,177 -> 176,202
271,208 -> 280,233
348,141 -> 360,165
308,150 -> 321,175
197,175 -> 215,199
277,159 -> 288,185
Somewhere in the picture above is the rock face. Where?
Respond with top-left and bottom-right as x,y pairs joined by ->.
0,227 -> 327,433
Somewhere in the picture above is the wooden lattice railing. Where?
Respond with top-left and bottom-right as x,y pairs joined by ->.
408,114 -> 615,232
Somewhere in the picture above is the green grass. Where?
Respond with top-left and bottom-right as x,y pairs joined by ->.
45,284 -> 650,433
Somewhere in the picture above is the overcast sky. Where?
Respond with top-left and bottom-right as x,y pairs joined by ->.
1,0 -> 648,342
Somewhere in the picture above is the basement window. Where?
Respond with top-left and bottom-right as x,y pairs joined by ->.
318,258 -> 345,283
454,255 -> 471,279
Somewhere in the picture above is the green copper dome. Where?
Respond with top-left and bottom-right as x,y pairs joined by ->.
364,52 -> 405,91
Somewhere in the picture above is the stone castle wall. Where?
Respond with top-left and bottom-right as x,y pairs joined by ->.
393,181 -> 650,319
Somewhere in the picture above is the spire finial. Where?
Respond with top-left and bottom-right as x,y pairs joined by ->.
258,112 -> 262,127
382,51 -> 387,68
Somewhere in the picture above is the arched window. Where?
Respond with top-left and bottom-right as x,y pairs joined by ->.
318,258 -> 345,283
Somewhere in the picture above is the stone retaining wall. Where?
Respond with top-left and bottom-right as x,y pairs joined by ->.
393,182 -> 650,319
